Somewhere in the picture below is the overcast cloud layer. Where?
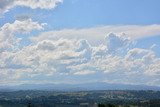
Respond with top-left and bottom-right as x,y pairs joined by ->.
0,0 -> 160,86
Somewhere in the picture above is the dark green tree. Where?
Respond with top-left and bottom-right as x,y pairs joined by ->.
27,102 -> 32,107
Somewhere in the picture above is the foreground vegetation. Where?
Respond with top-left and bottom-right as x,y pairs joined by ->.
0,90 -> 160,107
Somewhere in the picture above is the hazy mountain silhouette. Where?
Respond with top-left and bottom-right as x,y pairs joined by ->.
1,82 -> 160,92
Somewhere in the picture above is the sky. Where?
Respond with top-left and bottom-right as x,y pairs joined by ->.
0,0 -> 160,86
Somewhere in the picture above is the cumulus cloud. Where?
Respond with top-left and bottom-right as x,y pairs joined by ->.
0,0 -> 63,15
1,32 -> 160,86
15,0 -> 63,9
31,25 -> 160,46
105,33 -> 132,54
74,70 -> 96,75
0,19 -> 45,52
0,69 -> 20,84
0,18 -> 46,84
1,0 -> 159,86
0,0 -> 14,15
146,61 -> 160,76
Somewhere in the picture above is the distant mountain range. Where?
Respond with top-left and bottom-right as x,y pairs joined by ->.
1,82 -> 160,92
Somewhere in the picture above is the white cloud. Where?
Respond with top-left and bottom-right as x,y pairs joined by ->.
15,0 -> 63,9
0,0 -> 14,15
0,18 -> 45,84
1,31 -> 160,86
0,19 -> 44,52
1,0 -> 160,86
0,69 -> 20,84
0,0 -> 63,15
31,25 -> 160,46
105,33 -> 132,53
74,70 -> 95,75
145,62 -> 160,76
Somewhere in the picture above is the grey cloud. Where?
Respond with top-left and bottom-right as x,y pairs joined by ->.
105,33 -> 132,53
37,40 -> 56,51
0,0 -> 14,15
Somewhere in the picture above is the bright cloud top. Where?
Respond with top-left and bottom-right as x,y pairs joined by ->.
0,19 -> 160,86
0,0 -> 160,86
31,25 -> 160,45
0,19 -> 45,52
